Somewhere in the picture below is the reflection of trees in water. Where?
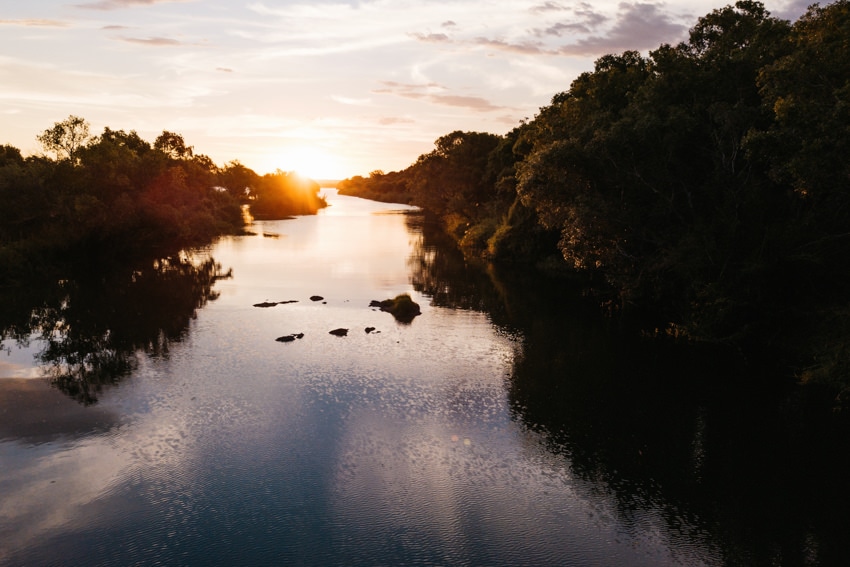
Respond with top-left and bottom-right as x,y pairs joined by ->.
406,213 -> 850,566
0,254 -> 231,404
406,212 -> 508,318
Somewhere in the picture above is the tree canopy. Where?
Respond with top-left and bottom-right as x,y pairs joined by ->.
338,1 -> 850,390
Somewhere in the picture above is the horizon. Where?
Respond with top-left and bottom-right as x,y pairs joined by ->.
1,0 -> 811,179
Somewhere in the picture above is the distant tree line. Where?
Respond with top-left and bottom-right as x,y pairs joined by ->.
0,118 -> 326,283
339,1 -> 850,391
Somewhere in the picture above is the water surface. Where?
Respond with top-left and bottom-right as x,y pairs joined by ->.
2,190 -> 848,566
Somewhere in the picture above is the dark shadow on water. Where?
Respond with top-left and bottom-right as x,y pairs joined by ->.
406,211 -> 850,567
0,252 -> 231,405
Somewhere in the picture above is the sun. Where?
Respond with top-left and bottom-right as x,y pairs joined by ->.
270,146 -> 347,181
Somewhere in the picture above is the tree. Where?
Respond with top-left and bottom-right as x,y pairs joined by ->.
37,115 -> 91,161
747,0 -> 850,218
408,131 -> 501,217
154,131 -> 194,160
0,144 -> 24,167
218,160 -> 259,200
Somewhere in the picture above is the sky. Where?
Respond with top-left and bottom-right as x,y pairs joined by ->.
1,0 -> 812,179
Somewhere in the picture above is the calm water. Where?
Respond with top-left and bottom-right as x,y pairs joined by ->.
2,190 -> 849,566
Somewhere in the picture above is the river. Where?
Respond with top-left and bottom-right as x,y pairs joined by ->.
1,189 -> 849,566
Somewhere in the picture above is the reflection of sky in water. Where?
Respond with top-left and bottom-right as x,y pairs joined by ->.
0,339 -> 43,378
0,191 -> 716,566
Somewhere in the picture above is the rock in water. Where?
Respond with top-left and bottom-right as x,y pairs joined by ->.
276,333 -> 305,342
329,328 -> 348,337
369,293 -> 421,323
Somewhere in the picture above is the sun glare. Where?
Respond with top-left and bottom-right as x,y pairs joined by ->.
269,146 -> 346,181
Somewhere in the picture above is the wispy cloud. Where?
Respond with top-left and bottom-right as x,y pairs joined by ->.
410,32 -> 451,43
429,93 -> 504,112
116,36 -> 185,46
471,37 -> 551,55
378,116 -> 415,125
530,1 -> 569,14
75,0 -> 192,9
374,81 -> 505,112
533,2 -> 609,36
0,19 -> 69,27
332,95 -> 372,106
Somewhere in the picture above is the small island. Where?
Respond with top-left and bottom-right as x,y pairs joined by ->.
370,294 -> 421,324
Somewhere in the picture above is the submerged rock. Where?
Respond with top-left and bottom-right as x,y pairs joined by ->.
254,300 -> 298,308
329,328 -> 349,337
369,294 -> 421,324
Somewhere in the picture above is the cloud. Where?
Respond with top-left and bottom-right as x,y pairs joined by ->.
530,1 -> 569,14
374,81 -> 505,112
410,32 -> 451,43
533,2 -> 609,36
429,93 -> 503,112
332,95 -> 372,106
0,19 -> 69,27
471,37 -> 551,55
557,2 -> 686,55
116,36 -> 184,46
75,0 -> 191,9
410,33 -> 551,56
216,67 -> 233,73
102,24 -> 130,30
378,117 -> 415,126
410,2 -> 680,58
774,0 -> 812,21
441,20 -> 457,28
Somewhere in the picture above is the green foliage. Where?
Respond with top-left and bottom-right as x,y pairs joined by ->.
370,293 -> 421,323
408,130 -> 502,218
337,169 -> 413,204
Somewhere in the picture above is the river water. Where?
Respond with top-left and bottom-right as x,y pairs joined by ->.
2,190 -> 849,566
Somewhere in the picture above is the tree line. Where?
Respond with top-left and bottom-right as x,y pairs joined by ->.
0,118 -> 326,284
339,1 -> 850,393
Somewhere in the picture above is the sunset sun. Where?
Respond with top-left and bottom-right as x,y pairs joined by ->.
269,146 -> 346,181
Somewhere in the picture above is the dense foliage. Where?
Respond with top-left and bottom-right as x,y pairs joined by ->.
339,1 -> 850,390
337,169 -> 412,205
0,118 -> 326,283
